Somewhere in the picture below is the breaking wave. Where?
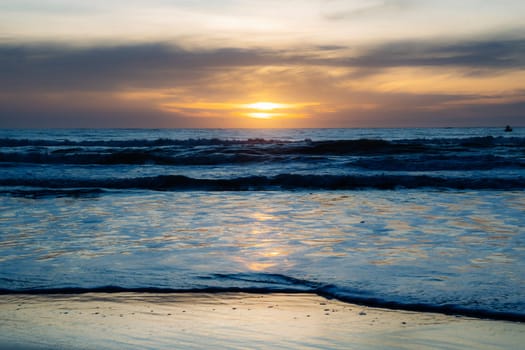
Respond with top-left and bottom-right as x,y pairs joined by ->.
2,173 -> 524,196
1,137 -> 524,166
1,273 -> 523,322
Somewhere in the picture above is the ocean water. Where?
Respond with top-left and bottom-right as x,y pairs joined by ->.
0,128 -> 524,321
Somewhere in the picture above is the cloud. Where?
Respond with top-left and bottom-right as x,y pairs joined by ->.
1,36 -> 524,127
0,90 -> 230,128
1,37 -> 524,93
347,39 -> 525,69
0,43 -> 282,92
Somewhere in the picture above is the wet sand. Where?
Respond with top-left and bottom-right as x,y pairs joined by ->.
1,293 -> 523,349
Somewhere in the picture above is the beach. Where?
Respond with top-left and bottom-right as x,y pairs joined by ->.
1,128 -> 524,349
1,293 -> 523,350
3,0 -> 525,346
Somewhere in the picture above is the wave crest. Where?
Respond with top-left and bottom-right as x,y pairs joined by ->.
2,174 -> 524,196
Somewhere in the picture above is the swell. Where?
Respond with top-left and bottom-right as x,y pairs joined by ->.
1,137 -> 524,167
0,285 -> 522,322
2,152 -> 523,171
0,137 -> 285,147
0,149 -> 283,166
349,155 -> 524,171
2,174 -> 524,193
2,136 -> 524,148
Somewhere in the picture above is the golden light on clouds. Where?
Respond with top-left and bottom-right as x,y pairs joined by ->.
244,101 -> 288,119
246,112 -> 275,119
158,99 -> 319,123
2,2 -> 525,127
244,102 -> 288,110
243,101 -> 322,120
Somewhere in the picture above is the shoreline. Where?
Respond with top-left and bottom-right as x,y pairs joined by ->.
1,287 -> 523,323
1,292 -> 523,350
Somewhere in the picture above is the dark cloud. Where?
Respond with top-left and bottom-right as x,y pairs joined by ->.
0,43 -> 280,92
2,37 -> 523,93
314,45 -> 348,51
349,39 -> 525,69
0,92 -> 226,128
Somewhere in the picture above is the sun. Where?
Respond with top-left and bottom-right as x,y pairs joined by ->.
243,101 -> 288,119
245,102 -> 285,111
160,100 -> 318,123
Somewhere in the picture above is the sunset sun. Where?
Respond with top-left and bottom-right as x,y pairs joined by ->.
244,102 -> 288,119
246,102 -> 285,110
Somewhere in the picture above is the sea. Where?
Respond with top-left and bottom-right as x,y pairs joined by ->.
0,127 -> 524,321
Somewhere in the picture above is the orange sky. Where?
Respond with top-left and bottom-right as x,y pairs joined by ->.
1,1 -> 524,127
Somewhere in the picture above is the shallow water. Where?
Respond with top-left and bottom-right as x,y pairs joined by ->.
0,128 -> 524,320
1,190 -> 523,319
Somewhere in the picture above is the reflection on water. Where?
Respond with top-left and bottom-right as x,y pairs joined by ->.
0,190 -> 523,313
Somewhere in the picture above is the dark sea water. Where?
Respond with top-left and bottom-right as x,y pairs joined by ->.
0,128 -> 524,321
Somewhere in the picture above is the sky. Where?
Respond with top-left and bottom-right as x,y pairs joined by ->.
1,0 -> 524,128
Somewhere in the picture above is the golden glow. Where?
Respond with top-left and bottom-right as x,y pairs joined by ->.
342,68 -> 525,95
250,212 -> 276,221
245,102 -> 287,110
161,101 -> 238,111
155,98 -> 320,124
246,262 -> 277,271
243,101 -> 295,119
247,112 -> 274,119
260,250 -> 284,258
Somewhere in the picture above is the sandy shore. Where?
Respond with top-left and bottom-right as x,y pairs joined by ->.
0,293 -> 523,349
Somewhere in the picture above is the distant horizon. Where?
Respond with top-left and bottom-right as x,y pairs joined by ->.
2,125 -> 523,130
1,1 -> 524,128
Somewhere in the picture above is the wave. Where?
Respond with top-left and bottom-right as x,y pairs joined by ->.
0,273 -> 522,322
0,137 -> 286,147
1,174 -> 524,195
350,154 -> 524,171
0,149 -> 280,166
1,188 -> 108,198
1,137 -> 524,167
2,151 -> 523,171
1,135 -> 524,147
